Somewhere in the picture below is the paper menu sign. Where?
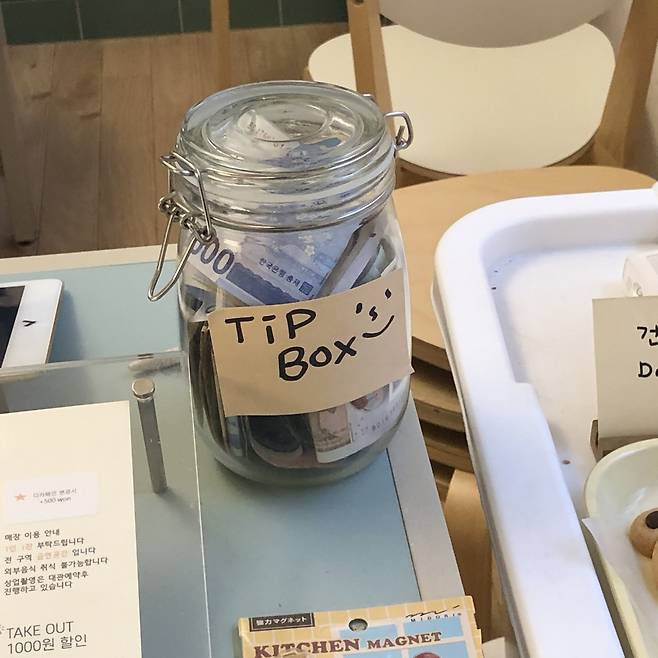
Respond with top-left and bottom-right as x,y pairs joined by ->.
0,402 -> 141,658
4,473 -> 98,525
209,268 -> 412,416
593,296 -> 658,438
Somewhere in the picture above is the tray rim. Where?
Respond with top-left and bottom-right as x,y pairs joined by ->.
433,185 -> 658,658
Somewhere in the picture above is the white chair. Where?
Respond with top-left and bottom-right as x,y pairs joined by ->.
308,0 -> 658,179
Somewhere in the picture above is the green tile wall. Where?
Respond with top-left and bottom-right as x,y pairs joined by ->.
230,0 -> 279,28
79,0 -> 180,39
282,0 -> 346,24
1,0 -> 347,44
2,0 -> 80,45
181,0 -> 210,32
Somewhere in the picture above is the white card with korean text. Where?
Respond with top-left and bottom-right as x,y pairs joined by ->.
0,402 -> 141,658
594,296 -> 658,438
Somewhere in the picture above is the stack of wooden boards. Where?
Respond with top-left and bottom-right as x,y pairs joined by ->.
393,181 -> 477,499
411,351 -> 471,499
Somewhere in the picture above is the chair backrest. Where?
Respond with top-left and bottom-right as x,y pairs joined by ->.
378,0 -> 617,46
347,0 -> 658,170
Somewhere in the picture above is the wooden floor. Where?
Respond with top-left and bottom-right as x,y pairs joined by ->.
0,24 -> 346,258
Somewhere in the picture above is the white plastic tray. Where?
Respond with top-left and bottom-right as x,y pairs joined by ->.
585,438 -> 658,658
433,184 -> 658,658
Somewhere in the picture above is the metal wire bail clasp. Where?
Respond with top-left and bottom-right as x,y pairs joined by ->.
361,93 -> 413,153
148,151 -> 217,302
384,111 -> 414,152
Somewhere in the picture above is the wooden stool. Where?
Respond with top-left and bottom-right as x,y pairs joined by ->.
396,166 -> 655,370
401,166 -> 654,481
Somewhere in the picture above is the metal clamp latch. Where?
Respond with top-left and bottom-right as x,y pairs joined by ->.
362,94 -> 414,152
149,105 -> 414,303
148,152 -> 217,302
384,111 -> 414,152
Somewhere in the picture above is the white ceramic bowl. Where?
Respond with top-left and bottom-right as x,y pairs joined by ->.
585,438 -> 658,658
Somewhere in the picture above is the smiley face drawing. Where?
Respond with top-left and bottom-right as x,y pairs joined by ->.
356,287 -> 395,339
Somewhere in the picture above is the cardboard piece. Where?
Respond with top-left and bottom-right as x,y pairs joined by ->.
411,358 -> 464,432
0,402 -> 141,658
238,597 -> 483,658
209,269 -> 412,417
589,419 -> 655,460
593,296 -> 658,439
421,421 -> 471,472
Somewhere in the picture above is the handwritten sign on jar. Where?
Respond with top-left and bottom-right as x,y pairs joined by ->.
594,295 -> 658,439
208,269 -> 412,416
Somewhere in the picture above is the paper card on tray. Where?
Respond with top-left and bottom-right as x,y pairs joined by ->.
0,402 -> 141,658
593,296 -> 658,439
208,268 -> 412,417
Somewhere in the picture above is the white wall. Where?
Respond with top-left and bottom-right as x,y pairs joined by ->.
593,2 -> 658,178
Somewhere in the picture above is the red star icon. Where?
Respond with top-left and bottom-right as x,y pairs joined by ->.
14,493 -> 26,502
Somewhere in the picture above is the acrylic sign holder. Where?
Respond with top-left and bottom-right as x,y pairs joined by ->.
0,352 -> 211,658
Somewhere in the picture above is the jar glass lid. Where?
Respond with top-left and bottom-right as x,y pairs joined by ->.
178,80 -> 389,177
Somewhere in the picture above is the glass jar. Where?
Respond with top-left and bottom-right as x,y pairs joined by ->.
148,81 -> 413,485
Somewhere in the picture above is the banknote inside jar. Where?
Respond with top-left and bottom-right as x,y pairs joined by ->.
183,202 -> 408,476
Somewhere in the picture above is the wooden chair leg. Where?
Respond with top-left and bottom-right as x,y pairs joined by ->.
347,0 -> 410,182
0,14 -> 38,244
347,0 -> 392,112
592,0 -> 658,167
444,469 -> 493,641
211,0 -> 231,90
